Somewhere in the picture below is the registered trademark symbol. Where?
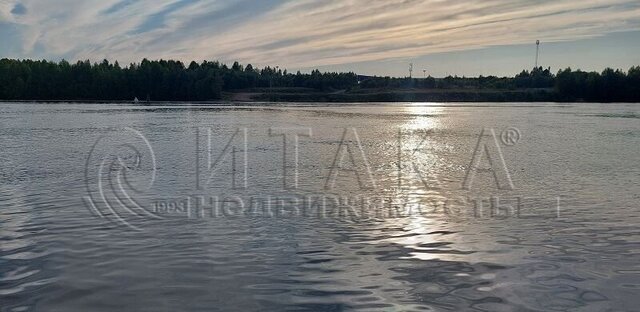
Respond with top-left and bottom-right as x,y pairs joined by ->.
501,127 -> 521,146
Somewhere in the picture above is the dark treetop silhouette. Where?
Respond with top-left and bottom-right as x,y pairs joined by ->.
0,58 -> 638,102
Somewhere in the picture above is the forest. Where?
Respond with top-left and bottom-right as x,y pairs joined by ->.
0,58 -> 638,102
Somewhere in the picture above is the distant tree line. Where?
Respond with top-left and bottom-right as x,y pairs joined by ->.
360,67 -> 556,90
0,59 -> 358,101
555,67 -> 640,102
359,66 -> 639,102
0,58 -> 638,102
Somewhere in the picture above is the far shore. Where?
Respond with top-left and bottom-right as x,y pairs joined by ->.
1,87 -> 636,104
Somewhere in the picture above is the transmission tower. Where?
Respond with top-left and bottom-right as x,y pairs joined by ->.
535,40 -> 540,69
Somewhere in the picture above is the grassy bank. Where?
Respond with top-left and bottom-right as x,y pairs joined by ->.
234,88 -> 557,102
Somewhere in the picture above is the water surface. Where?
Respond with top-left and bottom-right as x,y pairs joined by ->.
1,102 -> 639,311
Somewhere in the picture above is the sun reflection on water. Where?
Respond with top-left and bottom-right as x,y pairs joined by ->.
402,103 -> 444,131
360,103 -> 475,262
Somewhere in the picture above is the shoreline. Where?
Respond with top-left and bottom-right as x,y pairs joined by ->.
0,87 -> 636,104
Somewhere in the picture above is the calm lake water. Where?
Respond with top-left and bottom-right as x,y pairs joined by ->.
1,102 -> 639,311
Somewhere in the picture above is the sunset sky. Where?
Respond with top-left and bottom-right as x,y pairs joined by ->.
1,0 -> 640,77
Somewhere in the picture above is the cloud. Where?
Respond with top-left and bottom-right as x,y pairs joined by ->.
101,0 -> 136,15
2,0 -> 640,68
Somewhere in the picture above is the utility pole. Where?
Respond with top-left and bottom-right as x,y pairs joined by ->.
535,40 -> 540,69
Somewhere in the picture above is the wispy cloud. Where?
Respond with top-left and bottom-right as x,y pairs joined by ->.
2,0 -> 640,68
